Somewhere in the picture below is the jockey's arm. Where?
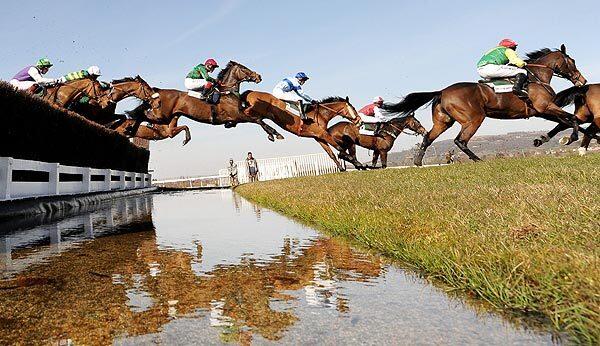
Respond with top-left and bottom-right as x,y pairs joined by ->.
295,88 -> 313,102
505,49 -> 527,67
373,106 -> 388,122
28,67 -> 56,84
199,66 -> 216,83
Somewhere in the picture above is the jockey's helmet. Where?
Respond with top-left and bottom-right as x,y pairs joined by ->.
36,58 -> 53,68
373,96 -> 384,104
87,65 -> 101,76
499,39 -> 518,48
295,72 -> 309,80
205,59 -> 219,68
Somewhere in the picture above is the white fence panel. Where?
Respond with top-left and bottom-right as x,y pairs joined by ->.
0,157 -> 151,201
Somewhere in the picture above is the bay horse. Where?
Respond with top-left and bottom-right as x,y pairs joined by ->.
107,102 -> 191,144
242,92 -> 363,170
382,45 -> 587,166
535,84 -> 600,155
145,61 -> 283,143
70,75 -> 161,123
328,114 -> 427,169
42,77 -> 112,109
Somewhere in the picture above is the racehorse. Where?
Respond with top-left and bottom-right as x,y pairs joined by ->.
42,78 -> 112,109
107,102 -> 191,144
144,61 -> 284,143
241,92 -> 363,170
382,45 -> 587,166
328,114 -> 427,169
535,84 -> 600,155
70,76 -> 161,124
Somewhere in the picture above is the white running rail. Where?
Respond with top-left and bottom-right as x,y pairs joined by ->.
219,153 -> 341,185
0,157 -> 152,201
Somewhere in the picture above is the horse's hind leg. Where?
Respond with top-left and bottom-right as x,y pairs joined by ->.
454,116 -> 485,162
256,119 -> 284,142
415,105 -> 454,166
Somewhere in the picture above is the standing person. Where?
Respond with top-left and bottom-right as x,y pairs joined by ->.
227,159 -> 239,187
9,58 -> 59,92
246,152 -> 259,183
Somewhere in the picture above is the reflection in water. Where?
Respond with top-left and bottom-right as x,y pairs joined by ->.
0,191 -> 557,345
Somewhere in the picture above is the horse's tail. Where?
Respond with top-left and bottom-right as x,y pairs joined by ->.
382,91 -> 442,117
554,85 -> 589,107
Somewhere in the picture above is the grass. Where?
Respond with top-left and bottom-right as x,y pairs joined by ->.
236,154 -> 600,343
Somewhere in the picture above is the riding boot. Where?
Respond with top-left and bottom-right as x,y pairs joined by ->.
298,100 -> 307,120
513,73 -> 529,98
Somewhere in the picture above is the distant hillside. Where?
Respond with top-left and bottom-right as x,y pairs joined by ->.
384,131 -> 600,166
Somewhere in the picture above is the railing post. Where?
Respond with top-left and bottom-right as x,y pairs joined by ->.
103,169 -> 111,191
0,157 -> 13,200
48,163 -> 60,196
120,171 -> 126,190
82,167 -> 91,193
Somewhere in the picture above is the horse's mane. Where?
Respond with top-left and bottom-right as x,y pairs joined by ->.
319,96 -> 346,103
524,48 -> 558,62
217,61 -> 237,80
112,76 -> 136,84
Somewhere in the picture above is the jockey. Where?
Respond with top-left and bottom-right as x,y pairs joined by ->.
359,96 -> 388,123
185,58 -> 219,99
477,39 -> 528,97
9,58 -> 58,92
58,65 -> 102,83
272,72 -> 314,120
359,96 -> 389,135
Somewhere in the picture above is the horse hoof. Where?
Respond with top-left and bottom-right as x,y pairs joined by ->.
558,136 -> 571,146
183,140 -> 190,146
533,139 -> 543,147
268,135 -> 275,142
578,147 -> 587,156
276,134 -> 284,140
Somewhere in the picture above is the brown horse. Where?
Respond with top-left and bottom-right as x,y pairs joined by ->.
242,92 -> 363,170
328,114 -> 427,169
383,45 -> 587,166
145,61 -> 283,143
70,76 -> 161,123
536,84 -> 600,155
42,77 -> 112,109
107,102 -> 191,144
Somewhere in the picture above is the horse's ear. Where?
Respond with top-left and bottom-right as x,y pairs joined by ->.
560,44 -> 567,54
345,96 -> 349,102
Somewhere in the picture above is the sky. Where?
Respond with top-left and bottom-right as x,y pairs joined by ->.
2,1 -> 599,179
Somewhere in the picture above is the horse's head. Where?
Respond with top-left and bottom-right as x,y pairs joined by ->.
399,112 -> 426,136
317,96 -> 362,126
109,76 -> 161,109
527,45 -> 587,86
217,61 -> 262,92
68,77 -> 113,108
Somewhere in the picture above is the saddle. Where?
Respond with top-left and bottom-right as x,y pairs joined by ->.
359,123 -> 378,136
283,101 -> 314,118
478,77 -> 515,93
187,89 -> 221,104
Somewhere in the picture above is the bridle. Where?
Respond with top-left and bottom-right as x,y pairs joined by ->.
218,65 -> 259,91
526,53 -> 582,93
315,102 -> 361,125
107,78 -> 161,110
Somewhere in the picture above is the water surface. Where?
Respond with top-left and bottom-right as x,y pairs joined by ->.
0,190 -> 558,344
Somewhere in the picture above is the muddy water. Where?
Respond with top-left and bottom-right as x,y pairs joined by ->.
0,190 -> 558,345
